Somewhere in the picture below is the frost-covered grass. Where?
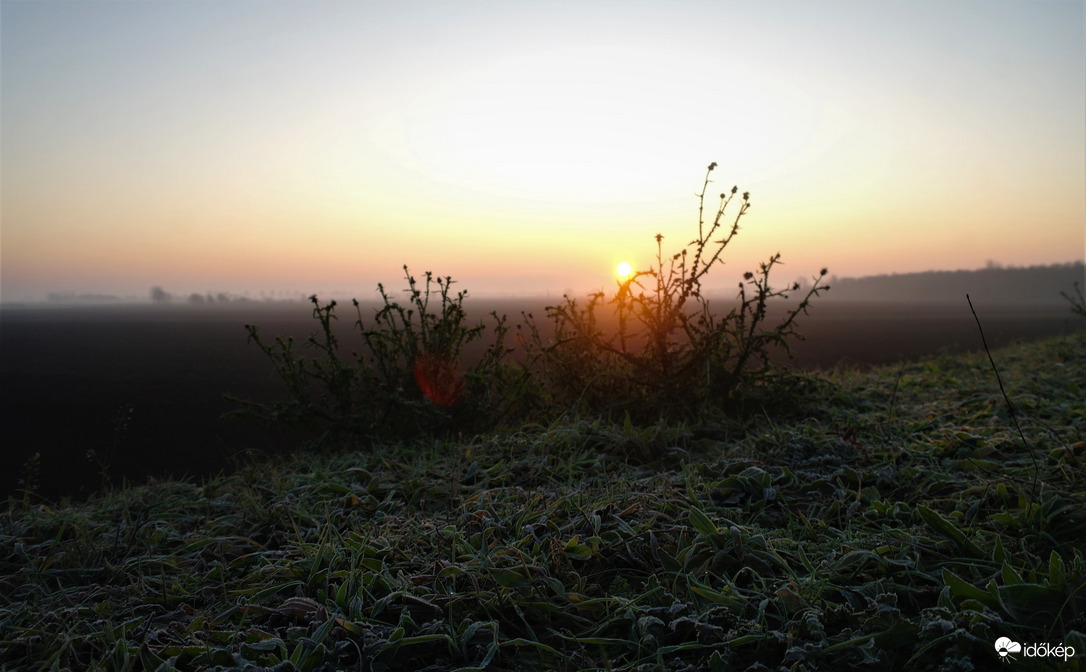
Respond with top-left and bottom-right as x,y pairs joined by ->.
3,333 -> 1084,671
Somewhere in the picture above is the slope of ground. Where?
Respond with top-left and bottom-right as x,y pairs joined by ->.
2,333 -> 1084,671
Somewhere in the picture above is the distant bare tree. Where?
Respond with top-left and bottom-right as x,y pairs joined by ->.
187,293 -> 206,305
150,286 -> 172,303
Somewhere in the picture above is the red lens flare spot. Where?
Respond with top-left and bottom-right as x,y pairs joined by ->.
412,352 -> 465,407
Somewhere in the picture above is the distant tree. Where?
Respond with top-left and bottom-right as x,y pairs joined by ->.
187,293 -> 206,305
216,292 -> 231,304
150,286 -> 172,303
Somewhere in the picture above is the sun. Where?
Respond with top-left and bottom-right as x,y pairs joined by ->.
616,261 -> 633,279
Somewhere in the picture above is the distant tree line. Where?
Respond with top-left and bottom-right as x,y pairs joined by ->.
47,292 -> 121,303
149,287 -> 309,304
824,261 -> 1084,303
140,262 -> 1084,306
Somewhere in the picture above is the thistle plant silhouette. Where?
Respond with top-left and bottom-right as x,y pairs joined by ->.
235,267 -> 513,444
525,162 -> 829,420
239,164 -> 829,444
1062,281 -> 1085,318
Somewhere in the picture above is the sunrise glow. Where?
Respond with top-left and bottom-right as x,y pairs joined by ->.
1,1 -> 1082,303
616,262 -> 633,280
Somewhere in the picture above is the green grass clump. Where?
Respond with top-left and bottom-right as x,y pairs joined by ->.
4,333 -> 1085,670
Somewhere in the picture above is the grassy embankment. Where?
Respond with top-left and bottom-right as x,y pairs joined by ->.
3,331 -> 1084,671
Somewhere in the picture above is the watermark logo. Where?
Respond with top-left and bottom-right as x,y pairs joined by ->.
995,636 -> 1075,664
995,637 -> 1022,662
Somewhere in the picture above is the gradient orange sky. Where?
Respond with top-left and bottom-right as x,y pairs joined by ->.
2,1 -> 1084,302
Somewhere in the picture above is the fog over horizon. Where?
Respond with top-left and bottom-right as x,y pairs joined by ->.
6,260 -> 1080,308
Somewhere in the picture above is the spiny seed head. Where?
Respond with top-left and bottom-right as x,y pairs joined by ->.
744,272 -> 754,280
708,162 -> 717,171
820,268 -> 828,276
731,186 -> 738,194
742,191 -> 750,201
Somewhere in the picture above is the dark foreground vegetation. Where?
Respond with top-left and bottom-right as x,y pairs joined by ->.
2,332 -> 1084,671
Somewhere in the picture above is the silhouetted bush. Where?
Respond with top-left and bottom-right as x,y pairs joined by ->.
521,163 -> 828,421
239,164 -> 828,444
235,268 -> 515,444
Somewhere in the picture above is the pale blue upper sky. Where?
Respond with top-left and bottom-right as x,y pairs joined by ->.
2,0 -> 1084,301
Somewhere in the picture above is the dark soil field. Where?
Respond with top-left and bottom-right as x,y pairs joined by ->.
2,299 -> 1081,500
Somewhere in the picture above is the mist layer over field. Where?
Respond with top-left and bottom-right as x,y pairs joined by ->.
3,289 -> 1083,500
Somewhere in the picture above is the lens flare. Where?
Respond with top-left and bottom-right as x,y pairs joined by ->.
413,352 -> 464,407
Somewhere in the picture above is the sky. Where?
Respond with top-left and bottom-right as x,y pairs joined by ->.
2,0 -> 1084,302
